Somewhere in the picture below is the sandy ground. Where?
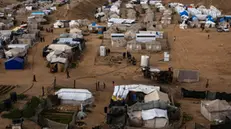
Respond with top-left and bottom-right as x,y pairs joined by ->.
0,0 -> 231,128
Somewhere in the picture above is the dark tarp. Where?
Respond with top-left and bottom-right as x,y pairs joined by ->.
181,88 -> 206,99
181,88 -> 231,102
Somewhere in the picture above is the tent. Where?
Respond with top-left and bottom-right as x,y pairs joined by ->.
5,57 -> 24,70
69,20 -> 79,28
112,84 -> 160,100
144,90 -> 170,103
70,28 -> 82,34
55,88 -> 94,106
53,21 -> 64,28
142,109 -> 169,128
48,44 -> 72,53
201,99 -> 231,121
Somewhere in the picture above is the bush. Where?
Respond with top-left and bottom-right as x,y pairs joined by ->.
2,109 -> 22,119
17,94 -> 28,100
0,102 -> 4,113
22,107 -> 35,118
182,112 -> 193,124
29,96 -> 40,108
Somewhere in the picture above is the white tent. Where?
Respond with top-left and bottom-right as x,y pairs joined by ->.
144,90 -> 170,103
201,99 -> 231,121
5,48 -> 27,59
53,20 -> 64,28
55,88 -> 94,106
69,20 -> 79,28
46,50 -> 63,62
142,108 -> 169,128
7,44 -> 30,52
70,28 -> 82,34
48,44 -> 72,53
112,84 -> 160,99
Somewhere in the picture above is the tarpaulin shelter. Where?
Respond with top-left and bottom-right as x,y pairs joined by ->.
5,57 -> 24,70
55,88 -> 94,106
201,99 -> 231,121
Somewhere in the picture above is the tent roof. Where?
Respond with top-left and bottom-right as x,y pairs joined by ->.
202,99 -> 231,112
144,90 -> 170,103
55,88 -> 93,101
6,57 -> 23,63
112,84 -> 160,100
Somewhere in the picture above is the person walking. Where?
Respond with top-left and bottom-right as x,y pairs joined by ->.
208,34 -> 210,39
42,86 -> 45,96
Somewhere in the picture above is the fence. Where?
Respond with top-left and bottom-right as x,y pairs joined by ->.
181,88 -> 231,102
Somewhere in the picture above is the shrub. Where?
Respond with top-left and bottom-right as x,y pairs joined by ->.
22,107 -> 35,118
2,109 -> 22,119
29,96 -> 40,108
17,94 -> 28,100
182,112 -> 193,124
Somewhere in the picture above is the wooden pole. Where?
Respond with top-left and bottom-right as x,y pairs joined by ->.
53,77 -> 56,89
74,80 -> 76,88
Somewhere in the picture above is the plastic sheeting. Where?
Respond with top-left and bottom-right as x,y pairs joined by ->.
55,89 -> 93,101
141,109 -> 168,120
112,84 -> 160,99
48,44 -> 72,53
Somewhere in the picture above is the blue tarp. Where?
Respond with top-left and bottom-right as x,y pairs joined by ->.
180,10 -> 189,16
224,16 -> 231,21
5,57 -> 24,70
206,15 -> 214,22
31,12 -> 45,15
219,18 -> 225,22
192,15 -> 198,21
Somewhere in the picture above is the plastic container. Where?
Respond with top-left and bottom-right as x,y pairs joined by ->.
140,55 -> 149,67
99,46 -> 106,56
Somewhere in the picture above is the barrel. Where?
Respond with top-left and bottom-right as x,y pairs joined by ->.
140,55 -> 149,67
98,26 -> 103,34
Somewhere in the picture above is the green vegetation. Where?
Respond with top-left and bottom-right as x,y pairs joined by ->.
2,96 -> 41,119
17,94 -> 28,100
2,109 -> 22,119
182,112 -> 193,124
41,109 -> 73,124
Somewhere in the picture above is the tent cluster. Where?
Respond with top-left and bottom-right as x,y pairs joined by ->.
169,3 -> 230,30
45,19 -> 86,73
107,84 -> 178,129
0,0 -> 69,70
99,0 -> 168,52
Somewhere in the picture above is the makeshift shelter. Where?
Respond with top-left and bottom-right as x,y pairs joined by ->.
48,44 -> 72,53
144,90 -> 170,103
111,33 -> 126,47
70,28 -> 82,34
142,109 -> 169,128
177,69 -> 199,83
69,20 -> 79,28
112,84 -> 160,100
55,89 -> 94,106
53,20 -> 64,28
201,100 -> 231,121
5,57 -> 24,70
7,44 -> 30,52
50,56 -> 69,72
5,48 -> 27,59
